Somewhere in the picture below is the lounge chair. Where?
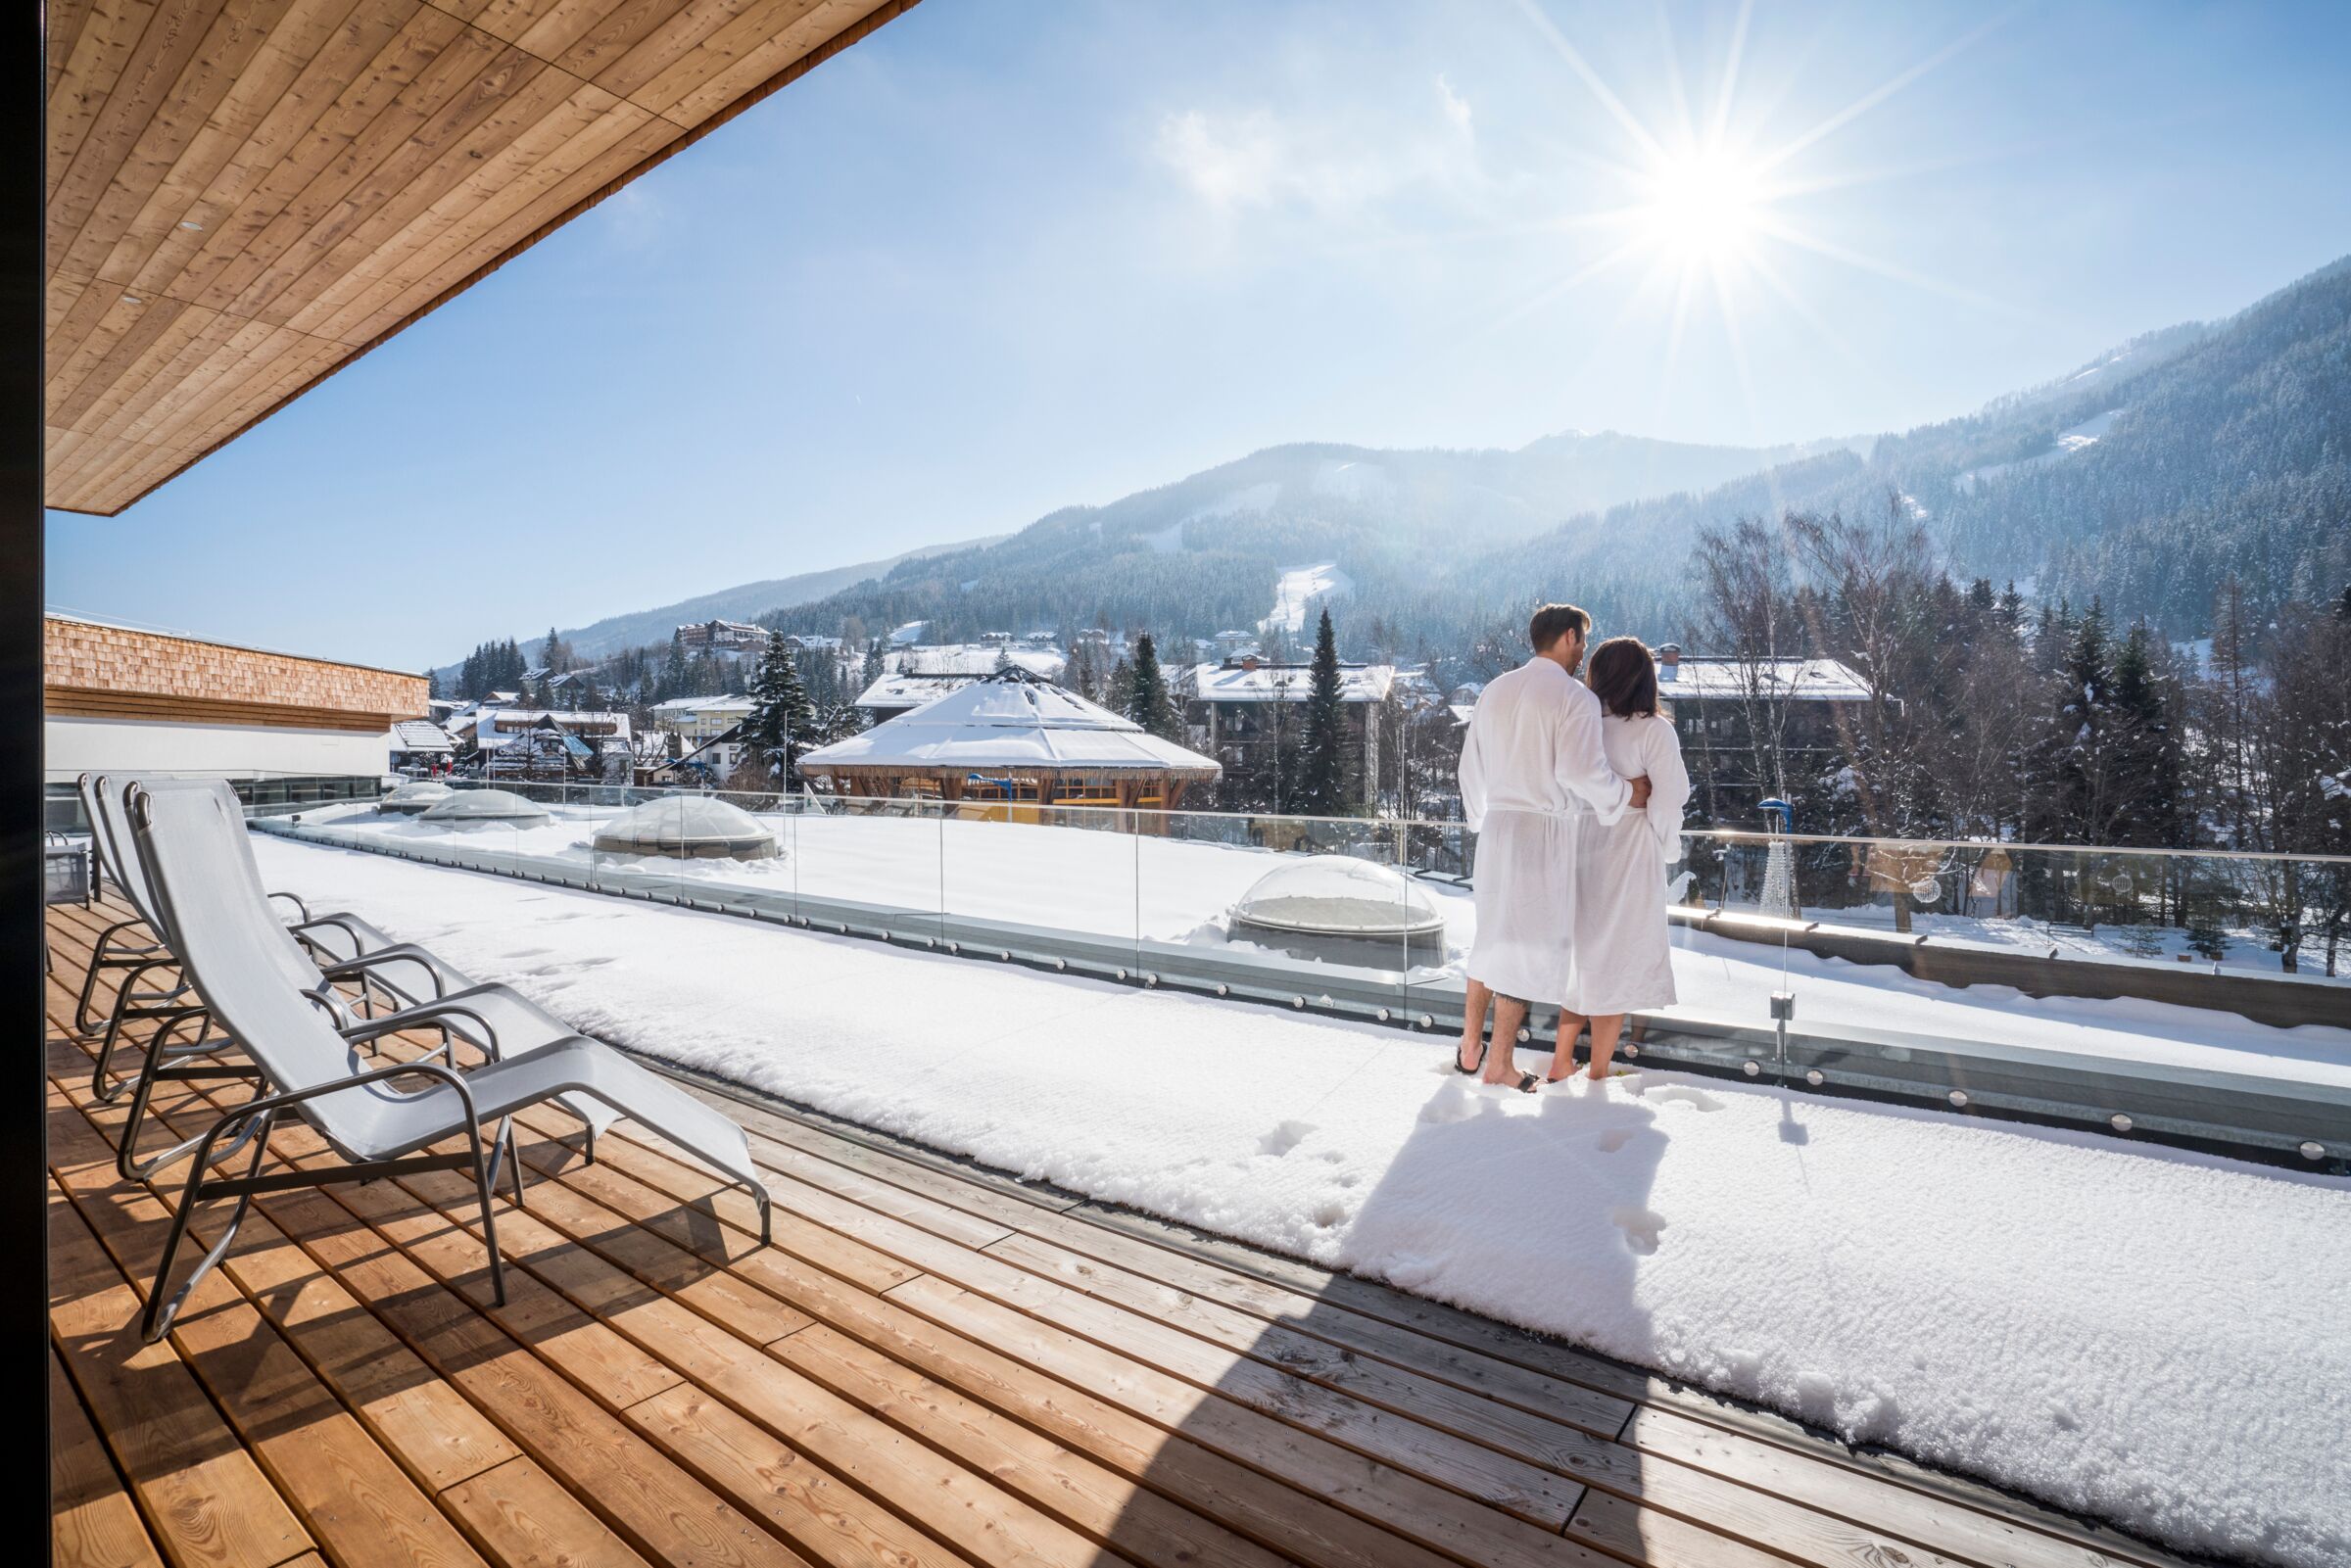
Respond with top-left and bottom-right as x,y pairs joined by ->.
87,776 -> 614,1181
71,773 -> 235,1046
127,782 -> 772,1342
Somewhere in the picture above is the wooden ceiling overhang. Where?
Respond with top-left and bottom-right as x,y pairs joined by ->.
44,0 -> 914,515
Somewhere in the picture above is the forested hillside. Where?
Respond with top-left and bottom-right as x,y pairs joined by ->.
446,255 -> 2350,687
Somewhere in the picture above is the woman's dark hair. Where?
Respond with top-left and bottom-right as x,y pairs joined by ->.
1527,602 -> 1591,654
1586,636 -> 1659,717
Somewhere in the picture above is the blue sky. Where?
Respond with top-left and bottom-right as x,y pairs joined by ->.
45,0 -> 2351,670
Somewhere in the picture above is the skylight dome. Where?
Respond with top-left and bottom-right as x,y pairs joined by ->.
416,787 -> 552,826
591,795 -> 780,860
1228,857 -> 1448,968
377,781 -> 453,815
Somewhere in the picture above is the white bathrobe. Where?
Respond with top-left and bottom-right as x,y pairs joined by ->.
1562,713 -> 1692,1016
1458,658 -> 1631,1002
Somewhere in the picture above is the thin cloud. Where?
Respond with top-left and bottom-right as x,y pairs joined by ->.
1152,75 -> 1487,225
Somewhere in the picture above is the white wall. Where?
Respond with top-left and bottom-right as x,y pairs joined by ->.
46,716 -> 387,781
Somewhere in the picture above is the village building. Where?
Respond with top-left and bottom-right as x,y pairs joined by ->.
387,719 -> 456,775
1177,654 -> 1396,812
676,618 -> 774,661
646,695 -> 755,774
467,708 -> 632,783
1652,643 -> 1877,816
803,668 -> 1220,822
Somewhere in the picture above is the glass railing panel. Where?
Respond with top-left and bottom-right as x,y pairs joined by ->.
1397,817 -> 1473,1046
935,797 -> 1136,972
791,792 -> 946,942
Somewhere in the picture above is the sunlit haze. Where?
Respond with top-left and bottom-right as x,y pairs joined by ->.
44,0 -> 2351,668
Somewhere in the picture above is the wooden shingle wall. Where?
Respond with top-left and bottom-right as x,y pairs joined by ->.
44,615 -> 424,731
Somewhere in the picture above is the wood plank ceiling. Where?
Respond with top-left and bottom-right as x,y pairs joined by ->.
44,0 -> 914,515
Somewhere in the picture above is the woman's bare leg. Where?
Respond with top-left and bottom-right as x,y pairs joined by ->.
1586,1014 -> 1627,1078
1548,1011 -> 1589,1081
1457,977 -> 1493,1071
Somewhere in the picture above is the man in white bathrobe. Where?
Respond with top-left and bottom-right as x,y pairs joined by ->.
1456,603 -> 1648,1089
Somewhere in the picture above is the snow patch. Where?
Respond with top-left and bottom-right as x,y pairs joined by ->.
1954,409 -> 2122,494
1262,562 -> 1351,635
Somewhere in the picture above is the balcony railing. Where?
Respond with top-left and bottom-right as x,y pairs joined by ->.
240,781 -> 2348,1166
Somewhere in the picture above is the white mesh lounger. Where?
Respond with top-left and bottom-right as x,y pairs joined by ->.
87,776 -> 614,1182
127,782 -> 772,1342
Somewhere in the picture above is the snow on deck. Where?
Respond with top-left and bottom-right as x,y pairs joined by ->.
254,832 -> 2351,1567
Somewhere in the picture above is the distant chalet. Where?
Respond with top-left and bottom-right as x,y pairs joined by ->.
803,668 -> 1220,818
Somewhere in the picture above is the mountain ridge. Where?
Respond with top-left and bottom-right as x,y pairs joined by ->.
454,252 -> 2350,679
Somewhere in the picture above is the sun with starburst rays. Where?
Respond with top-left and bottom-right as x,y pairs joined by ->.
1497,0 -> 2016,403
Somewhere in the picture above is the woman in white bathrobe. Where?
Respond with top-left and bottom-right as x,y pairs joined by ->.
1552,637 -> 1692,1081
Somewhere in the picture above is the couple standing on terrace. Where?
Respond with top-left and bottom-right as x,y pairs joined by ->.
1456,602 -> 1693,1091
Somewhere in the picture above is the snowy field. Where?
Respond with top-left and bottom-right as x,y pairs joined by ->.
287,803 -> 2351,1088
254,832 -> 2351,1567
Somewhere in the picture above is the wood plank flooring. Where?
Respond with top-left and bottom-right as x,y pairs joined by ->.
43,893 -> 2204,1568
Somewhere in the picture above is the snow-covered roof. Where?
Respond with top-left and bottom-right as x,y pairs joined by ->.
884,643 -> 1066,681
648,695 -> 752,718
388,719 -> 455,752
855,671 -> 984,711
1657,657 -> 1871,703
1181,661 -> 1396,704
471,708 -> 631,744
806,671 -> 1221,777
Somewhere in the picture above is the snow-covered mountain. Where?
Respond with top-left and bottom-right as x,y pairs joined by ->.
460,253 -> 2351,674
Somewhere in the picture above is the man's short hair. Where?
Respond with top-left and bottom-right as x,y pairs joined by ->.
1527,603 -> 1591,654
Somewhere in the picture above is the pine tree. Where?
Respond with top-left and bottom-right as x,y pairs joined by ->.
744,635 -> 816,784
2051,599 -> 2118,845
1997,581 -> 2025,637
1125,635 -> 1178,740
659,631 -> 688,702
2108,622 -> 2183,847
543,626 -> 563,674
1298,608 -> 1349,815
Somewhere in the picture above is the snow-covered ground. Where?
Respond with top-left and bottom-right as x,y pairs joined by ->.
286,804 -> 2351,1088
252,833 -> 2351,1567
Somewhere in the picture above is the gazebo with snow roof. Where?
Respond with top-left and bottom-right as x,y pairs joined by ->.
799,668 -> 1222,819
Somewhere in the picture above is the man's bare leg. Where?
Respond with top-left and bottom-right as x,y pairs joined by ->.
1548,1011 -> 1589,1081
1483,993 -> 1531,1085
1456,977 -> 1493,1072
1586,1014 -> 1627,1078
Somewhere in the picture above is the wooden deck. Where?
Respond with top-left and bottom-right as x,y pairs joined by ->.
44,892 -> 2197,1568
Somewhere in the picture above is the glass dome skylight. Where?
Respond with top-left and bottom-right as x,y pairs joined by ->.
1228,857 -> 1448,968
591,795 -> 779,860
416,787 -> 552,826
377,781 -> 453,815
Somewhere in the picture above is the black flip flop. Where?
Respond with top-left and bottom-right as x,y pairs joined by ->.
1510,1070 -> 1542,1094
1454,1038 -> 1488,1075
